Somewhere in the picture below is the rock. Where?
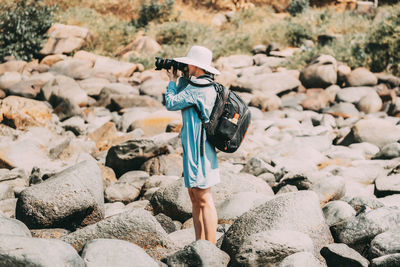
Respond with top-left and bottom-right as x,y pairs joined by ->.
30,228 -> 70,239
352,119 -> 400,148
142,175 -> 180,192
346,68 -> 378,87
249,94 -> 282,111
104,170 -> 149,204
40,54 -> 68,66
357,92 -> 382,114
301,89 -> 331,111
375,174 -> 400,198
0,72 -> 21,89
61,116 -> 86,136
41,23 -> 90,55
0,217 -> 31,237
234,230 -> 315,266
217,192 -> 272,224
221,191 -> 333,264
232,71 -> 301,95
216,55 -> 254,70
105,139 -> 171,177
92,56 -> 137,79
0,60 -> 27,75
368,230 -> 400,259
140,153 -> 183,176
279,252 -> 325,267
151,171 -> 274,223
0,96 -> 53,130
45,75 -> 88,107
0,235 -> 85,266
0,198 -> 17,218
330,206 -> 400,253
0,183 -> 14,200
378,194 -> 400,208
155,213 -> 178,234
323,200 -> 356,226
61,209 -> 175,260
336,86 -> 376,104
73,50 -> 97,65
117,36 -> 161,58
374,142 -> 400,159
320,243 -> 369,267
78,77 -> 110,96
16,160 -> 104,230
165,240 -> 230,267
104,202 -> 125,218
311,176 -> 346,205
139,78 -> 169,102
371,253 -> 400,267
49,59 -> 93,80
81,238 -> 159,267
325,102 -> 360,118
253,55 -> 286,68
300,55 -> 337,88
241,157 -> 276,177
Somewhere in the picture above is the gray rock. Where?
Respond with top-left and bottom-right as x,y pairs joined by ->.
371,253 -> 400,267
232,71 -> 300,95
151,171 -> 273,223
374,142 -> 400,159
105,139 -> 171,177
320,243 -> 369,267
16,160 -> 104,230
375,174 -> 400,198
81,238 -> 159,267
61,209 -> 175,260
142,175 -> 180,192
30,228 -> 70,239
345,68 -> 378,87
165,240 -> 230,267
50,59 -> 93,81
139,78 -> 168,102
300,55 -> 337,88
61,116 -> 86,136
0,198 -> 17,218
323,200 -> 356,227
78,77 -> 110,96
352,118 -> 400,149
0,217 -> 31,237
368,230 -> 400,259
140,154 -> 183,177
336,87 -> 375,104
311,176 -> 346,205
330,206 -> 400,253
325,102 -> 360,118
357,92 -> 382,114
0,183 -> 14,200
221,191 -> 333,264
378,194 -> 400,208
217,192 -> 272,224
279,252 -> 325,267
155,213 -> 178,234
235,230 -> 315,266
104,202 -> 125,218
0,71 -> 21,89
104,170 -> 149,203
216,55 -> 254,69
0,235 -> 85,267
241,157 -> 276,176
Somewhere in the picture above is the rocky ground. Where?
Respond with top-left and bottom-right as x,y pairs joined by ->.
1,24 -> 400,267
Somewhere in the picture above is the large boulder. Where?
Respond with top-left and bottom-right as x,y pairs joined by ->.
92,56 -> 137,79
0,235 -> 85,267
345,68 -> 378,87
40,23 -> 91,55
278,252 -> 325,267
151,170 -> 274,223
352,119 -> 400,149
61,209 -> 176,260
81,238 -> 159,267
320,243 -> 369,267
0,217 -> 31,237
300,55 -> 337,88
368,230 -> 400,259
336,86 -> 376,104
165,240 -> 230,267
221,191 -> 333,265
16,160 -> 104,230
0,96 -> 53,130
234,230 -> 315,266
370,253 -> 400,267
374,174 -> 400,197
49,59 -> 93,80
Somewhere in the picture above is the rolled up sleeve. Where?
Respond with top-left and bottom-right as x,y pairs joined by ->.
165,81 -> 195,111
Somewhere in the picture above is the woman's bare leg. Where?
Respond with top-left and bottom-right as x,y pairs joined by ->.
189,187 -> 218,244
188,188 -> 205,240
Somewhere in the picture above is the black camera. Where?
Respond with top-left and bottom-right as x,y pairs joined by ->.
155,57 -> 187,72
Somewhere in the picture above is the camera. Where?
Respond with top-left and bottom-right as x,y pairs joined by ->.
155,57 -> 187,72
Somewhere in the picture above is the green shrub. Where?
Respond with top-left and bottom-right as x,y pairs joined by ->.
0,0 -> 55,61
154,21 -> 210,45
365,7 -> 400,73
285,20 -> 313,47
288,0 -> 309,16
134,0 -> 175,28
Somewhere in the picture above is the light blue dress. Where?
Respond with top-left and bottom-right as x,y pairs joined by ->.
165,77 -> 220,189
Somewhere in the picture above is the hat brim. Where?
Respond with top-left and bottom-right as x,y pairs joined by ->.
173,56 -> 221,75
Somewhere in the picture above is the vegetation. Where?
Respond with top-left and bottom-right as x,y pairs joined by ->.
1,0 -> 399,76
0,0 -> 55,61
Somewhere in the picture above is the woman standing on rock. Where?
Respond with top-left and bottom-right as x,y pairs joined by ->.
165,45 -> 221,244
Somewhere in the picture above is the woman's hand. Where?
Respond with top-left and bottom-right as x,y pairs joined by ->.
167,67 -> 178,83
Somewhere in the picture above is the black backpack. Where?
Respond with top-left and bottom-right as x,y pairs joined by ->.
189,75 -> 251,154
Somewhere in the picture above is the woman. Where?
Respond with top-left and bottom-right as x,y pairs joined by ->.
165,45 -> 220,244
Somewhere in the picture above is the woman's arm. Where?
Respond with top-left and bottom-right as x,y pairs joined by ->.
165,81 -> 195,111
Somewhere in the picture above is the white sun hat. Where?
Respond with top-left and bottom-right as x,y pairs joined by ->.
173,45 -> 221,75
